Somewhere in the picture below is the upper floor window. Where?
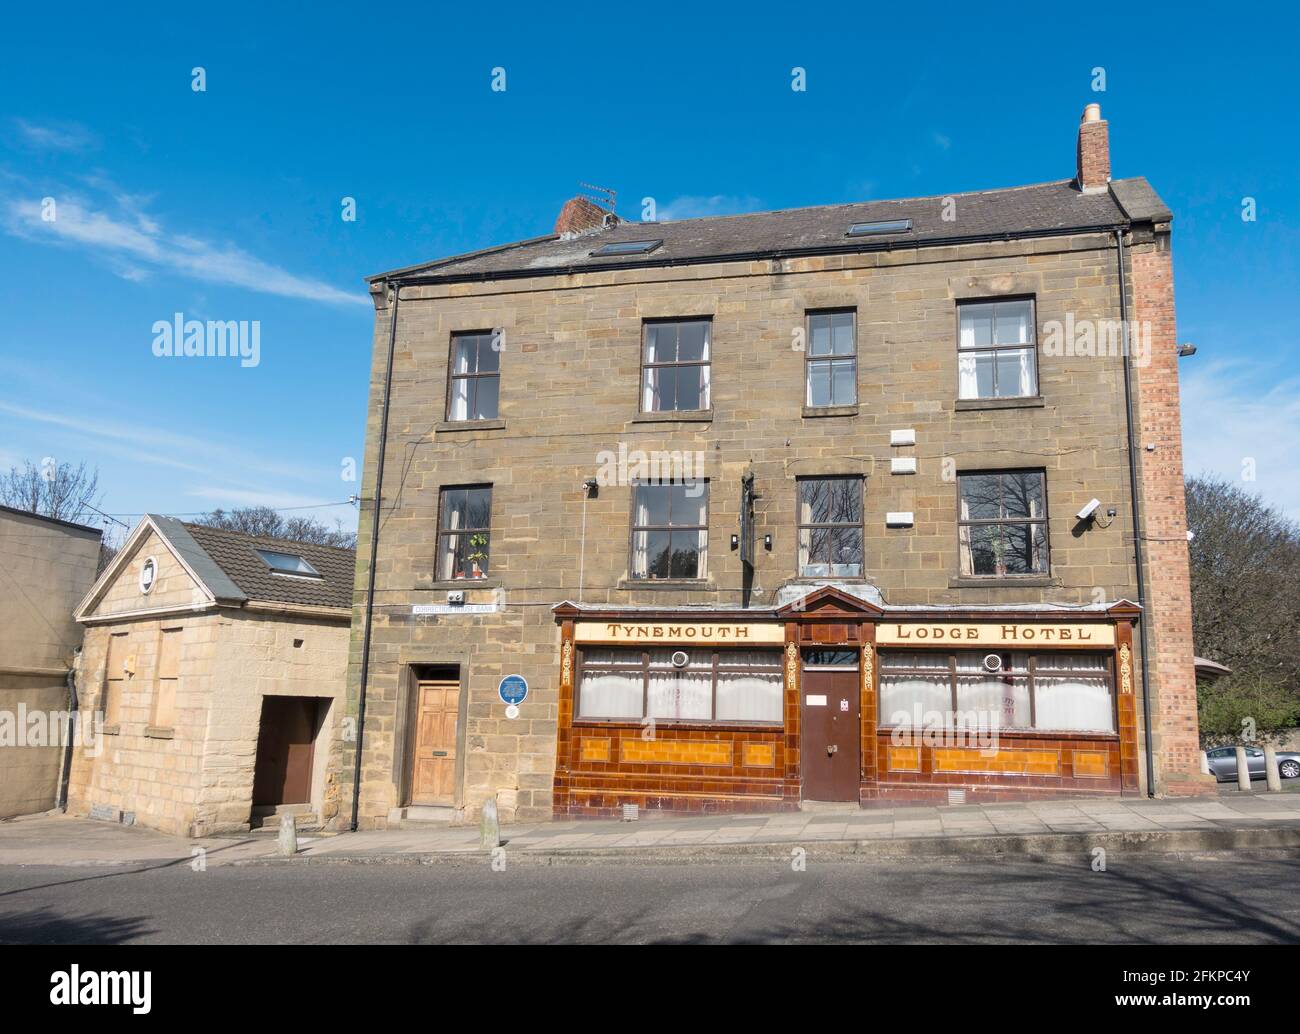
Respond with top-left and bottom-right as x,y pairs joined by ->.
806,310 -> 856,407
957,470 -> 1048,577
957,299 -> 1037,399
437,485 -> 493,579
631,480 -> 708,580
447,331 -> 500,421
797,476 -> 864,578
641,319 -> 711,413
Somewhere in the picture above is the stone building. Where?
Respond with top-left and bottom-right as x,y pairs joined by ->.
67,515 -> 353,836
0,506 -> 102,818
339,103 -> 1213,828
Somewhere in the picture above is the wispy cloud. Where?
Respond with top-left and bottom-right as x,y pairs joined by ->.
654,194 -> 765,222
931,131 -> 951,151
0,401 -> 332,487
1,180 -> 364,306
1181,358 -> 1300,521
12,118 -> 96,152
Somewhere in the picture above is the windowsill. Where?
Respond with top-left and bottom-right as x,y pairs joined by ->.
144,726 -> 175,740
802,404 -> 859,418
436,419 -> 506,432
947,575 -> 1061,589
954,396 -> 1045,411
424,578 -> 502,591
617,578 -> 716,592
629,409 -> 713,425
102,723 -> 121,737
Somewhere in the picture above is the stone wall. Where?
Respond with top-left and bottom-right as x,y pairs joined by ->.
341,232 -> 1172,826
0,509 -> 101,818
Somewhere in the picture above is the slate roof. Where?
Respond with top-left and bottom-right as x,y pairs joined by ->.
373,177 -> 1164,284
152,516 -> 355,610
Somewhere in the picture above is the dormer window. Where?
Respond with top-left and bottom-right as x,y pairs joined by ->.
256,549 -> 322,578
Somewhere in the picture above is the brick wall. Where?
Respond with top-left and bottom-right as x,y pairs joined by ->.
1128,231 -> 1215,796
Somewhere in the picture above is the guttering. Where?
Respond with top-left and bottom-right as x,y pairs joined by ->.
350,279 -> 402,831
390,223 -> 1127,288
1115,227 -> 1157,797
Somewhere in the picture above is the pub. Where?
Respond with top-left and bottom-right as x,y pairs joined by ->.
336,104 -> 1213,831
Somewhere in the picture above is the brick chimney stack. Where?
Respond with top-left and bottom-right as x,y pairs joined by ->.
1076,103 -> 1111,193
554,196 -> 617,236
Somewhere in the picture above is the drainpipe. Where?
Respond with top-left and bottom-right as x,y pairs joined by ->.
350,280 -> 402,831
57,659 -> 79,812
1115,228 -> 1157,797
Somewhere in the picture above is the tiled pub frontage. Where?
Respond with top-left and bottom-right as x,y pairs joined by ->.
553,587 -> 1141,817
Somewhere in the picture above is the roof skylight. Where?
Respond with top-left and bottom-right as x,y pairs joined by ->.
591,239 -> 663,256
256,549 -> 321,577
846,218 -> 913,237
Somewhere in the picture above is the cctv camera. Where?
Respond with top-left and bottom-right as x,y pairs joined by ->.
1076,498 -> 1101,522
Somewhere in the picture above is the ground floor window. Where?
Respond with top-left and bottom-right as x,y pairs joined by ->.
577,647 -> 783,724
878,649 -> 1114,733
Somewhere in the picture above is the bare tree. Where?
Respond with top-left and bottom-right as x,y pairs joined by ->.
192,506 -> 356,549
0,459 -> 102,525
0,459 -> 120,573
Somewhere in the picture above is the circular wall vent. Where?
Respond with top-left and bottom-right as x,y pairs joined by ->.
982,653 -> 1003,673
670,650 -> 690,669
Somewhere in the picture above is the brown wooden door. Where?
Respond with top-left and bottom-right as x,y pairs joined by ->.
411,679 -> 459,805
801,667 -> 861,801
252,697 -> 318,806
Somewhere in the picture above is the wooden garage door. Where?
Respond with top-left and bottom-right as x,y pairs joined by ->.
411,679 -> 459,806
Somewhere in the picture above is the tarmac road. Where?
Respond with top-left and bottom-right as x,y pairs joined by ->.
1,854 -> 1298,945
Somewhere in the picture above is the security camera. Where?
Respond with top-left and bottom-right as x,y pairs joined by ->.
1076,498 -> 1101,522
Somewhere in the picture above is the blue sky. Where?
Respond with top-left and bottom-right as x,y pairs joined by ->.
2,2 -> 1297,547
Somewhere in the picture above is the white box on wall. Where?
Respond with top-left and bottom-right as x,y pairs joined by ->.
886,512 -> 914,527
890,457 -> 917,474
889,429 -> 916,446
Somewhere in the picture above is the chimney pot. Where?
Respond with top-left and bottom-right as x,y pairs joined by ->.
1076,104 -> 1111,193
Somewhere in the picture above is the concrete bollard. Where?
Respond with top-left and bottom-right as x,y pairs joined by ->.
1264,745 -> 1283,792
1235,746 -> 1252,791
479,798 -> 501,850
1200,751 -> 1211,776
278,813 -> 298,856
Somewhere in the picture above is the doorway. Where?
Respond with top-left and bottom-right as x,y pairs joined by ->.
800,650 -> 861,802
252,696 -> 326,807
407,667 -> 461,807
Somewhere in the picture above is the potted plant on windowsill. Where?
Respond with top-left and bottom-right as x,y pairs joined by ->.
467,534 -> 489,578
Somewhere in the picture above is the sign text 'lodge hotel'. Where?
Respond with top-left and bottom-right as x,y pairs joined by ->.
575,621 -> 1114,648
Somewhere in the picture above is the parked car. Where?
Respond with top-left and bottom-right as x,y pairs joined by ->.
1205,746 -> 1300,782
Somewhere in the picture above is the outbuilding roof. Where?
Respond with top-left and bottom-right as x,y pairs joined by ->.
176,521 -> 356,610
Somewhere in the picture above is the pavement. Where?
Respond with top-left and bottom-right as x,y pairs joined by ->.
4,790 -> 1300,868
